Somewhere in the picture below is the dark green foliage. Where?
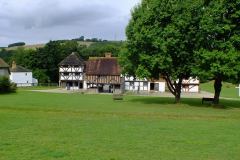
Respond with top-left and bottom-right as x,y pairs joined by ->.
121,0 -> 204,102
80,42 -> 123,59
8,42 -> 25,48
0,40 -> 123,83
195,0 -> 240,104
0,48 -> 14,63
0,76 -> 16,93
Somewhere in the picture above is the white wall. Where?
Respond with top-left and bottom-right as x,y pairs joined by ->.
148,82 -> 166,92
10,72 -> 33,86
59,67 -> 83,72
158,82 -> 166,92
125,81 -> 148,91
182,85 -> 199,93
125,80 -> 166,92
182,77 -> 200,93
59,73 -> 84,81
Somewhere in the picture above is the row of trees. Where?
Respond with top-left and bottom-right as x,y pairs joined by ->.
8,42 -> 25,48
72,36 -> 108,42
0,40 -> 123,83
120,0 -> 240,104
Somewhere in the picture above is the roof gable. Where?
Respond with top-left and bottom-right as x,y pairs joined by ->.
10,65 -> 31,72
59,52 -> 84,66
0,58 -> 9,68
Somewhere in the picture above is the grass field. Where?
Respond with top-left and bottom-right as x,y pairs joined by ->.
0,91 -> 240,160
5,41 -> 94,51
201,81 -> 240,99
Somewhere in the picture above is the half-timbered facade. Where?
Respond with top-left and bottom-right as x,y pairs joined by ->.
182,77 -> 200,93
124,76 -> 166,93
59,52 -> 85,90
85,53 -> 122,93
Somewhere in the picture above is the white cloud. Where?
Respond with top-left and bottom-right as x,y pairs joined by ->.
0,0 -> 140,46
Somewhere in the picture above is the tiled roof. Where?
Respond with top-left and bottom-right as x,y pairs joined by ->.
10,65 -> 31,72
59,52 -> 84,66
0,58 -> 9,68
86,58 -> 121,75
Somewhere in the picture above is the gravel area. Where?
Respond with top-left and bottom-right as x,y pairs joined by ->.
30,88 -> 214,99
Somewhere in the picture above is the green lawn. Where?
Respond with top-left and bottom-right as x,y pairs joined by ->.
0,91 -> 240,160
201,81 -> 240,99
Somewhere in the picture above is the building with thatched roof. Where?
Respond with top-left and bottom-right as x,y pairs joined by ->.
0,58 -> 10,77
59,52 -> 85,90
85,53 -> 122,93
10,61 -> 38,87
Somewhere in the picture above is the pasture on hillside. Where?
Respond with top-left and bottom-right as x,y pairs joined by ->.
201,81 -> 240,99
0,90 -> 240,160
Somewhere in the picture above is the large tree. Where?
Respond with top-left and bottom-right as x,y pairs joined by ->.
196,0 -> 240,104
120,0 -> 203,103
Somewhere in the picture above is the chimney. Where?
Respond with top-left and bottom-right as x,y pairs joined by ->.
12,61 -> 17,69
105,52 -> 112,58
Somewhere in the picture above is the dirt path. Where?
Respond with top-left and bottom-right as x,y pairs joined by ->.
30,88 -> 216,99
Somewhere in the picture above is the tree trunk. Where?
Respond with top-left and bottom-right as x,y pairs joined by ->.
164,76 -> 183,103
175,78 -> 183,103
213,76 -> 222,105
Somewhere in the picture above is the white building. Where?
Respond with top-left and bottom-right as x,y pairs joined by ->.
0,58 -> 10,77
10,61 -> 38,87
59,52 -> 85,90
124,76 -> 166,93
182,78 -> 200,93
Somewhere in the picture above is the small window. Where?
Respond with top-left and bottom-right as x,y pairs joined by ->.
130,82 -> 134,86
63,73 -> 69,76
27,81 -> 29,83
25,73 -> 27,76
143,82 -> 148,87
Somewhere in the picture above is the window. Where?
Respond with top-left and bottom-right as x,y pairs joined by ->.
143,82 -> 148,87
25,73 -> 27,76
63,73 -> 69,76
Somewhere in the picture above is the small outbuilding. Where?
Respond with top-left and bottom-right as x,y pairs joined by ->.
10,61 -> 38,87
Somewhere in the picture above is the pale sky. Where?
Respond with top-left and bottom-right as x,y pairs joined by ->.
0,0 -> 140,47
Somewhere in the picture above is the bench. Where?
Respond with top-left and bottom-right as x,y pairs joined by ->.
202,97 -> 214,104
113,94 -> 123,100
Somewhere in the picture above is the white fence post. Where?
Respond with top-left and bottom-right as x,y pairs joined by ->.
235,84 -> 240,97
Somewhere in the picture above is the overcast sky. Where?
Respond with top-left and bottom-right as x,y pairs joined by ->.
0,0 -> 140,47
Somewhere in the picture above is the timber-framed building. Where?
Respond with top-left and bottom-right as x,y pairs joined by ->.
85,53 -> 122,93
59,52 -> 85,90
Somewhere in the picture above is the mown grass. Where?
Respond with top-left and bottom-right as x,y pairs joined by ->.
0,91 -> 240,160
201,81 -> 240,99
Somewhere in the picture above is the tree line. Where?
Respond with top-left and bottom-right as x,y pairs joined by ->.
120,0 -> 240,104
0,40 -> 123,83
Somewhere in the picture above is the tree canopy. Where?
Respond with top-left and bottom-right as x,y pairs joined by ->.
120,0 -> 204,102
121,0 -> 240,104
196,0 -> 240,104
0,40 -> 123,83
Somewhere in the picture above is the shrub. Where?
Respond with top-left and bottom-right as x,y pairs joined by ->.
0,76 -> 17,94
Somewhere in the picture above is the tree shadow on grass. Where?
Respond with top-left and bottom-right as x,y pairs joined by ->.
129,97 -> 240,109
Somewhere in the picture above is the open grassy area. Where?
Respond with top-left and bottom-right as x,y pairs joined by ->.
0,91 -> 240,160
201,81 -> 240,99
